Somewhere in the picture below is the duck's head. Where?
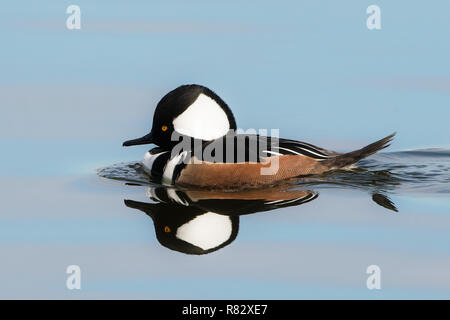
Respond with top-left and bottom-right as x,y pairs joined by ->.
123,84 -> 237,149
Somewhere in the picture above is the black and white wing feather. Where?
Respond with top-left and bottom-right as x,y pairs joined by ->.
265,138 -> 339,160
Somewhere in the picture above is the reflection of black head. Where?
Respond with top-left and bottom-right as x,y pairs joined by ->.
125,186 -> 319,255
124,200 -> 239,255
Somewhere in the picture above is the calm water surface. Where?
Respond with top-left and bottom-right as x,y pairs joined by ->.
1,1 -> 450,299
1,146 -> 450,299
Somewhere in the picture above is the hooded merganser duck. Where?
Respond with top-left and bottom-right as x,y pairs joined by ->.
125,185 -> 318,254
123,84 -> 395,190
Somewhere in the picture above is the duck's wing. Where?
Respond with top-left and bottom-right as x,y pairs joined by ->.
266,137 -> 340,160
202,134 -> 339,163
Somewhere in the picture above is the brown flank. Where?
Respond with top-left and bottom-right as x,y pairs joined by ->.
176,133 -> 395,189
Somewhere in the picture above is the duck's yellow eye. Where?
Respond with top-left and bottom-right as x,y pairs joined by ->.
161,125 -> 168,132
164,226 -> 171,233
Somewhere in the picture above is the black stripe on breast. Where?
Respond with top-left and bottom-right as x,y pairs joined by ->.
150,152 -> 171,181
172,161 -> 188,184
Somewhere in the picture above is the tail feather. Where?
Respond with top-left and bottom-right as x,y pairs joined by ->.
323,133 -> 395,169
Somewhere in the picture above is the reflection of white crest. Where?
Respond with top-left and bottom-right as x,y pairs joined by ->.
175,212 -> 232,250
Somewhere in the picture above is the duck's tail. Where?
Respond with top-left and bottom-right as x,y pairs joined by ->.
322,133 -> 395,169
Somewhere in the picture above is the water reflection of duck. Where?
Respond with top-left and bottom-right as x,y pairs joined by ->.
124,186 -> 318,255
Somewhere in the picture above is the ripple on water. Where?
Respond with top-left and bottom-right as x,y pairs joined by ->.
97,161 -> 155,185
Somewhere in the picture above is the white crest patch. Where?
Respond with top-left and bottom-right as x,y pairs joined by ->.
175,212 -> 232,250
172,93 -> 230,140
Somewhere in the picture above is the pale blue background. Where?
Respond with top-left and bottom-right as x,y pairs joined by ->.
0,1 -> 449,299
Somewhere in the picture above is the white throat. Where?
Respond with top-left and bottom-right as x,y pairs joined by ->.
175,212 -> 232,250
172,93 -> 230,140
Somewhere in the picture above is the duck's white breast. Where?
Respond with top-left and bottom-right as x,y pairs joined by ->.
142,151 -> 168,176
142,150 -> 189,185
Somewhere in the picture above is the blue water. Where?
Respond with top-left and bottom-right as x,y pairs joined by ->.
1,1 -> 450,299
